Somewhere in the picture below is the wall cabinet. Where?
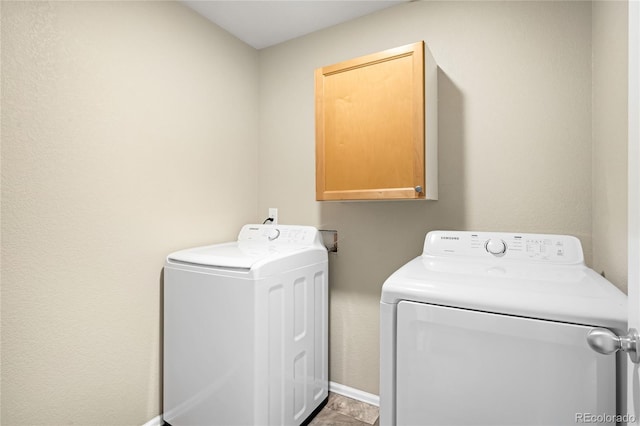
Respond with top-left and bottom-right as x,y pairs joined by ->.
315,41 -> 437,201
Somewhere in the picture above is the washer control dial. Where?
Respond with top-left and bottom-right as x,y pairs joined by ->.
485,239 -> 507,256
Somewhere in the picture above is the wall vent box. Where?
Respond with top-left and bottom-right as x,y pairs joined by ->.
315,41 -> 437,201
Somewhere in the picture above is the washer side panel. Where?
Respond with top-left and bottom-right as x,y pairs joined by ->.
163,267 -> 255,426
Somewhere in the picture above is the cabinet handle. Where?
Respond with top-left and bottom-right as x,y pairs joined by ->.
415,186 -> 423,193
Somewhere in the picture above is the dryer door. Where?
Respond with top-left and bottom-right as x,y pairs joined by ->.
396,301 -> 616,426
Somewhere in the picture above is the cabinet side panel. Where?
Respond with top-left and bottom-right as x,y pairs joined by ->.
424,43 -> 438,200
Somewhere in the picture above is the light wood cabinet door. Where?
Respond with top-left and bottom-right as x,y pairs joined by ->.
315,41 -> 435,201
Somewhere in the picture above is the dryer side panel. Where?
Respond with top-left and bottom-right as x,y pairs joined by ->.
396,301 -> 616,426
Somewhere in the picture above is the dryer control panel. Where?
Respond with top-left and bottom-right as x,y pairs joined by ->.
422,231 -> 584,264
238,224 -> 320,246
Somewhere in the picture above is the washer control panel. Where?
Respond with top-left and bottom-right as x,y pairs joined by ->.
238,224 -> 319,246
423,231 -> 584,264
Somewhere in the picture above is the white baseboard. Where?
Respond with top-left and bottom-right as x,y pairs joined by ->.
141,414 -> 163,426
144,384 -> 378,425
329,381 -> 380,407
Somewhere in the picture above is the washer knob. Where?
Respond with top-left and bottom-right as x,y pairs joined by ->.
485,239 -> 507,256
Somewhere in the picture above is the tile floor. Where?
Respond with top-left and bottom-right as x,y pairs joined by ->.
309,393 -> 379,426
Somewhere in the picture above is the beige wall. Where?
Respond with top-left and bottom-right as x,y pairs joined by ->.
258,1 -> 596,395
592,1 -> 629,293
1,1 -> 258,424
1,0 -> 630,424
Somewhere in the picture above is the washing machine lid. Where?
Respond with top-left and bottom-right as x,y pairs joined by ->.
166,224 -> 325,270
167,241 -> 309,269
381,231 -> 627,331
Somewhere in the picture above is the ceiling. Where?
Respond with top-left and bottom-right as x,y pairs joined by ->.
181,1 -> 408,50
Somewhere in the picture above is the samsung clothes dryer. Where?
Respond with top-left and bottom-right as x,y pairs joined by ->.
380,231 -> 627,426
163,224 -> 328,426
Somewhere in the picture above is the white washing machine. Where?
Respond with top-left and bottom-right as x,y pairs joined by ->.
380,230 -> 628,426
163,224 -> 328,426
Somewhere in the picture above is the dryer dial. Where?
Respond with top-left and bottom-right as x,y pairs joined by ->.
485,239 -> 507,256
267,228 -> 280,241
